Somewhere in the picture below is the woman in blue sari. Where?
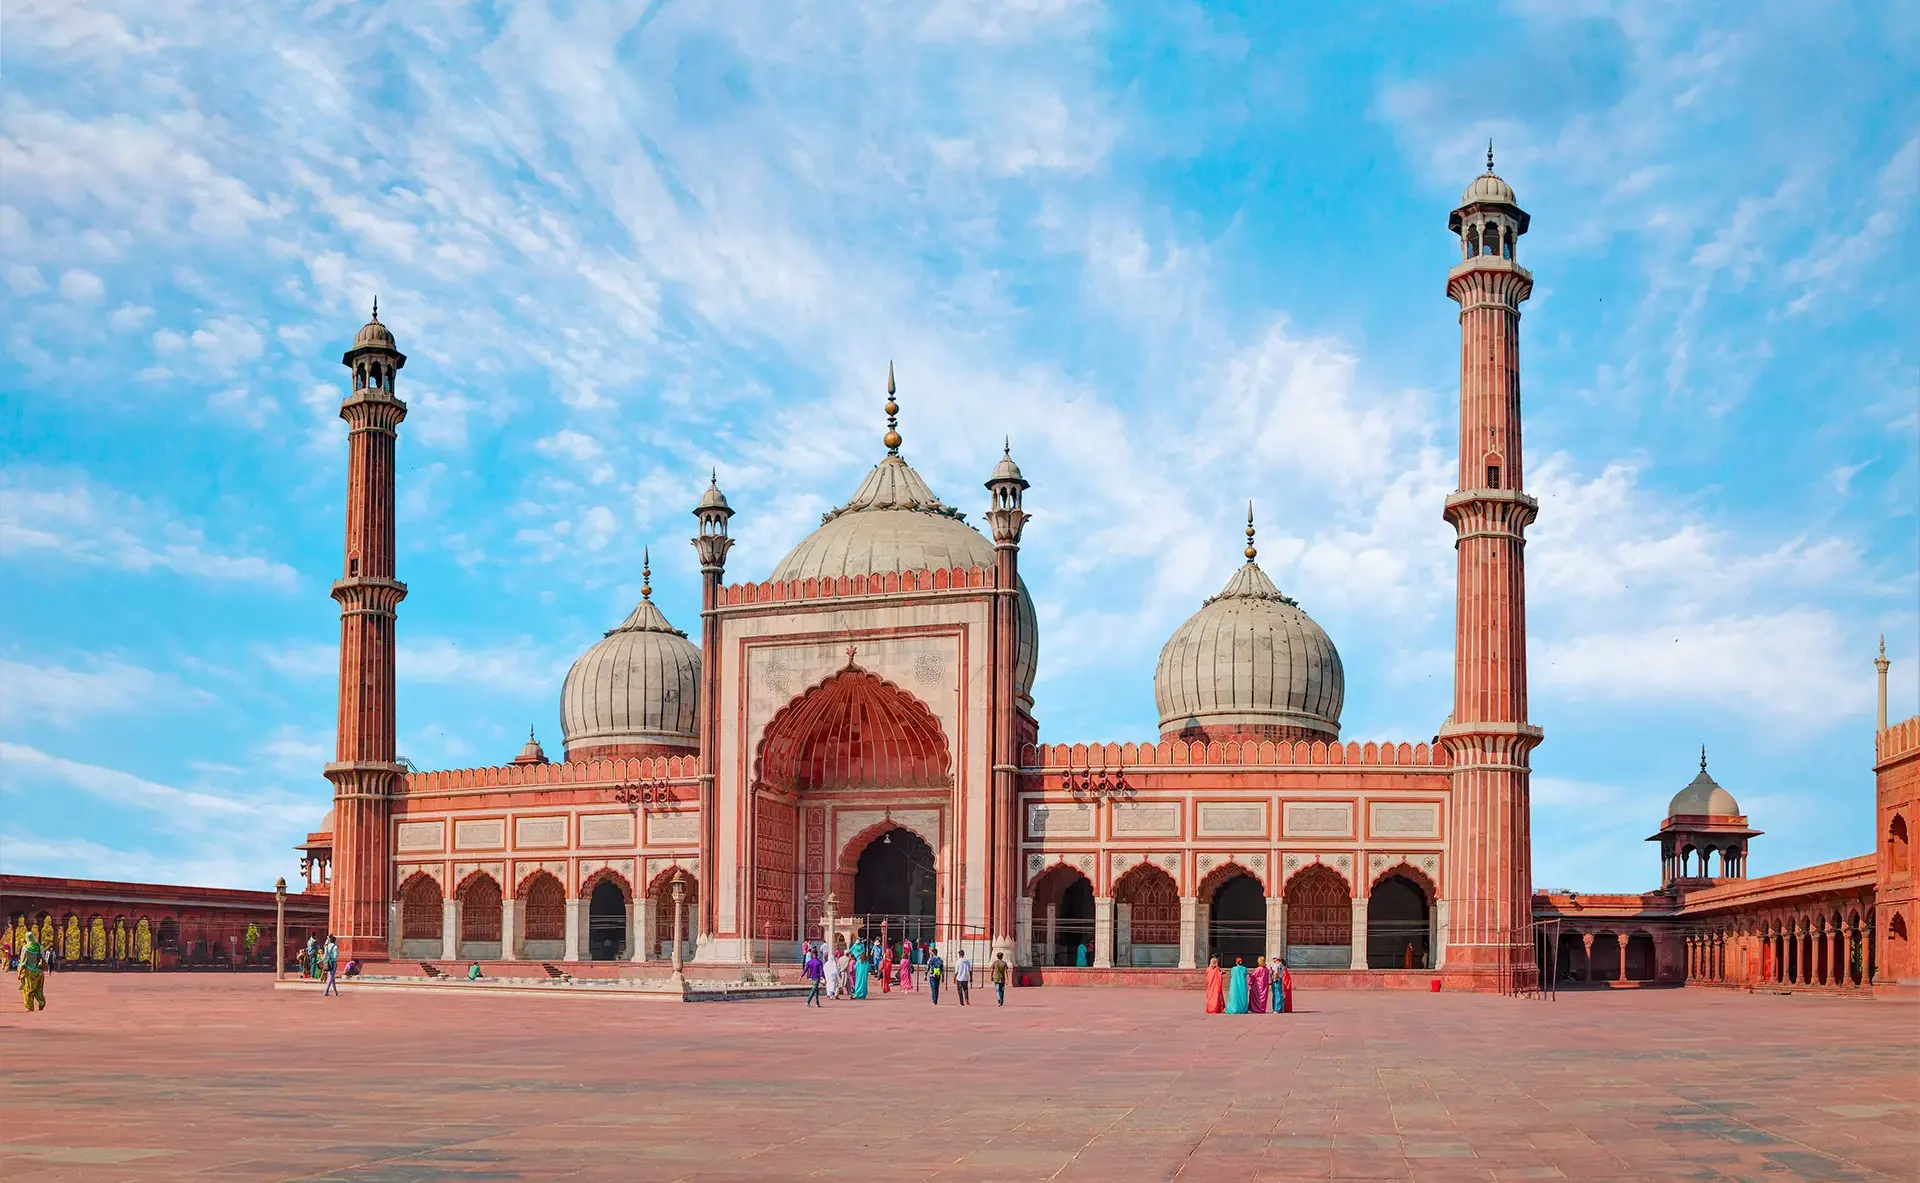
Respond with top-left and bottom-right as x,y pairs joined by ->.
1225,957 -> 1250,1013
852,947 -> 871,999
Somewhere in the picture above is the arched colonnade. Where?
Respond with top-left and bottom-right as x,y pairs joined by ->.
1017,856 -> 1440,971
1681,902 -> 1879,991
393,866 -> 698,964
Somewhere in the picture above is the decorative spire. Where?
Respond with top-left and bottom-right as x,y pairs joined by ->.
1700,744 -> 1708,773
1486,139 -> 1495,173
528,724 -> 537,742
641,547 -> 652,600
884,362 -> 902,455
1003,436 -> 1011,457
1244,501 -> 1257,562
371,295 -> 379,322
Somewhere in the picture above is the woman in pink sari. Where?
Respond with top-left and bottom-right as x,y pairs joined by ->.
901,943 -> 916,991
1278,959 -> 1294,1013
1248,956 -> 1270,1014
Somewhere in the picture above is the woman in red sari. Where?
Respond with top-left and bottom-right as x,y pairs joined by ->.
1204,955 -> 1225,1013
1248,956 -> 1270,1014
879,944 -> 893,993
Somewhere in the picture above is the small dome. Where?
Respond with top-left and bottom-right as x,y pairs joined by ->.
1461,171 -> 1517,206
1667,754 -> 1740,817
512,729 -> 549,766
989,443 -> 1027,486
560,593 -> 701,756
353,317 -> 396,351
696,476 -> 731,514
1154,554 -> 1343,741
316,807 -> 334,835
771,452 -> 1038,703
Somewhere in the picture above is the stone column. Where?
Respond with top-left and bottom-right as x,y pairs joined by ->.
1115,902 -> 1132,967
626,895 -> 641,963
1092,896 -> 1114,969
1265,896 -> 1285,964
501,896 -> 521,961
1015,897 -> 1033,968
1580,932 -> 1594,981
1350,897 -> 1369,971
1195,901 -> 1211,966
441,899 -> 459,962
1177,896 -> 1198,969
1831,924 -> 1843,988
637,896 -> 657,962
1044,904 -> 1058,967
563,898 -> 584,963
1616,933 -> 1630,982
388,901 -> 401,960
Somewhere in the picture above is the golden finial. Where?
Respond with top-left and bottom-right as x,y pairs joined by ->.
1244,501 -> 1257,562
641,547 -> 652,600
883,361 -> 902,454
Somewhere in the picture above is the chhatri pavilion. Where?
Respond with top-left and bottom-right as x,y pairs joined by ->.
295,157 -> 1919,995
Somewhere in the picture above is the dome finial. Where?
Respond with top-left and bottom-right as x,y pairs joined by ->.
1700,744 -> 1708,773
883,361 -> 902,455
1244,501 -> 1257,562
1486,140 -> 1495,173
371,295 -> 379,322
1003,436 -> 1011,458
641,547 -> 652,600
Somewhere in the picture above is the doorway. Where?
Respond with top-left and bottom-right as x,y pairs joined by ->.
852,827 -> 937,947
588,880 -> 626,961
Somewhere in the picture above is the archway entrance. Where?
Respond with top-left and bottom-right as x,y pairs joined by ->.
851,827 -> 937,947
1029,864 -> 1094,965
588,880 -> 627,961
1113,863 -> 1179,967
1366,874 -> 1431,969
1283,865 -> 1351,968
1208,873 -> 1265,966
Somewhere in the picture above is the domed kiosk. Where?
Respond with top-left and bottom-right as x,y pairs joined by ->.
559,553 -> 701,761
1649,748 -> 1760,885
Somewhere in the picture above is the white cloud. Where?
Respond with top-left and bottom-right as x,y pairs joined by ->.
57,267 -> 104,301
0,657 -> 194,725
207,384 -> 277,429
0,470 -> 298,587
255,637 -> 568,693
0,742 -> 315,833
6,264 -> 46,295
109,302 -> 153,330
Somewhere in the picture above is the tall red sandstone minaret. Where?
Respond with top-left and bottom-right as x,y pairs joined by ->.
1439,148 -> 1543,992
984,435 -> 1030,958
326,301 -> 408,960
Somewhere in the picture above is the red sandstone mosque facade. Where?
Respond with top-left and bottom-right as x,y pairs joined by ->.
303,161 -> 1919,995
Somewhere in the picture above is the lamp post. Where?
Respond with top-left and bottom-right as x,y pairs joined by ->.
762,919 -> 772,977
669,871 -> 687,982
823,891 -> 838,955
274,877 -> 287,983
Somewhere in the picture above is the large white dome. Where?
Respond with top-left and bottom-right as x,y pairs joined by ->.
770,453 -> 1038,704
560,592 -> 700,756
1154,559 -> 1343,741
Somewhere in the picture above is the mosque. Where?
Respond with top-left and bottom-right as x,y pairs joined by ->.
303,158 -> 1919,994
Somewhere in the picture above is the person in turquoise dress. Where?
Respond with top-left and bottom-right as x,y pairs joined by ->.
1225,957 -> 1250,1013
1075,942 -> 1088,967
852,948 -> 870,999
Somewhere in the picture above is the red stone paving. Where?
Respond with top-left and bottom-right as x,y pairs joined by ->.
1,976 -> 1915,1182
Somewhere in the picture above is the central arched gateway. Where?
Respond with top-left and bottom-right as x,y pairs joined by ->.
850,826 -> 937,945
749,663 -> 954,948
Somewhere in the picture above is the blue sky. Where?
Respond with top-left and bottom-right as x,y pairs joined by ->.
2,1 -> 1914,894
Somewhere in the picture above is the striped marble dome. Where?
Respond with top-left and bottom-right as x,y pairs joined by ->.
769,452 -> 1039,705
560,591 -> 700,757
1153,558 -> 1343,742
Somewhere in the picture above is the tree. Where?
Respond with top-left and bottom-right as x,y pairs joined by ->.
243,923 -> 261,959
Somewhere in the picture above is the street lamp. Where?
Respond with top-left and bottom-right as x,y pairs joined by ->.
273,877 -> 287,983
669,871 -> 687,982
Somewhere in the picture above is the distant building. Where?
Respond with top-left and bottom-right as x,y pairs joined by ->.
2,876 -> 326,971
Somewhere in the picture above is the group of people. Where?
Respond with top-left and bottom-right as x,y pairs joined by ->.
1204,955 -> 1293,1014
7,929 -> 48,1012
800,937 -> 1011,1007
296,935 -> 346,996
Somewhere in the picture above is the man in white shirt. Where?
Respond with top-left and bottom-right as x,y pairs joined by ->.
954,950 -> 973,1006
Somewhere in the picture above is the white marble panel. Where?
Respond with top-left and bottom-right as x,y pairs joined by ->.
453,819 -> 505,850
395,821 -> 443,852
579,813 -> 635,847
1026,802 -> 1094,837
1283,802 -> 1353,839
515,816 -> 567,848
647,812 -> 699,846
1370,803 -> 1440,838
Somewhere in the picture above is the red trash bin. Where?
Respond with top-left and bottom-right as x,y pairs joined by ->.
1430,978 -> 1442,992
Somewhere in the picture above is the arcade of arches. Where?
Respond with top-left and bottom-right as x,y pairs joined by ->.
1018,859 -> 1438,972
1,874 -> 328,972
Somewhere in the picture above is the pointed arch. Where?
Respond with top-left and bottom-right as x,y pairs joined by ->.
1197,859 -> 1266,898
753,665 -> 951,794
1368,858 -> 1437,898
578,867 -> 633,899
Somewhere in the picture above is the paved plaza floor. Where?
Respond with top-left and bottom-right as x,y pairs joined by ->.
0,975 -> 1914,1182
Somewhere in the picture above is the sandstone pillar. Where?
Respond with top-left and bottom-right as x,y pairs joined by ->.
563,898 -> 584,963
1015,896 -> 1033,968
1350,897 -> 1369,971
1092,896 -> 1114,969
1044,904 -> 1058,966
441,900 -> 459,962
501,897 -> 521,961
637,896 -> 657,962
1177,896 -> 1198,969
1265,896 -> 1285,964
1115,902 -> 1132,967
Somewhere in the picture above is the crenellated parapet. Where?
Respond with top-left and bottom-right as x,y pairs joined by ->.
716,564 -> 1000,609
404,753 -> 702,795
1022,738 -> 1449,770
1877,716 -> 1920,766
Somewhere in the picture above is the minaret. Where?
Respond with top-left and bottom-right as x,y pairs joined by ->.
984,434 -> 1030,959
1877,636 -> 1891,731
1437,148 -> 1543,992
325,300 -> 408,961
690,469 -> 734,945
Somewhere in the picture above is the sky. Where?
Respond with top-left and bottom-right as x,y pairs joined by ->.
2,0 -> 1915,896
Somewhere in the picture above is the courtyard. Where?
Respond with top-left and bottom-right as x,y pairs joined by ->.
0,976 -> 1913,1182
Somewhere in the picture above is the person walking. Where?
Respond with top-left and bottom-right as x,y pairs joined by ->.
322,935 -> 340,997
825,947 -> 843,1000
878,943 -> 893,994
17,929 -> 46,1012
927,946 -> 945,1005
901,942 -> 916,992
990,951 -> 1009,1006
803,946 -> 824,1007
954,950 -> 973,1005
